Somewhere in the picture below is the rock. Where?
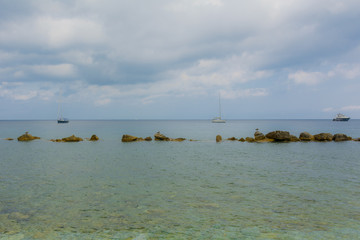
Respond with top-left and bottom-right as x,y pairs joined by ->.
50,139 -> 62,142
227,137 -> 237,141
265,131 -> 291,141
254,131 -> 265,141
144,137 -> 152,141
239,138 -> 245,142
154,132 -> 170,141
216,135 -> 222,142
4,138 -> 14,141
172,138 -> 186,142
299,132 -> 314,141
290,135 -> 300,142
245,137 -> 255,142
314,133 -> 333,141
62,135 -> 83,142
122,135 -> 138,142
333,133 -> 351,142
354,138 -> 360,141
17,132 -> 40,141
89,135 -> 99,141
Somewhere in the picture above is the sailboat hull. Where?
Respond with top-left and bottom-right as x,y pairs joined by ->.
57,120 -> 69,123
212,119 -> 226,123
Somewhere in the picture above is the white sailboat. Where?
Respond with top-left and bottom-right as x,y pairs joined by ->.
57,99 -> 69,124
212,94 -> 226,123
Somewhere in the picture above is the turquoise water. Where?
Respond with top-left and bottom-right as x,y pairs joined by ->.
0,120 -> 360,239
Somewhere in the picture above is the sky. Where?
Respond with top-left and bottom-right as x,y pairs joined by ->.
1,0 -> 360,120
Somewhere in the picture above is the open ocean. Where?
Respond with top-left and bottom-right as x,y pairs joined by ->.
0,120 -> 360,239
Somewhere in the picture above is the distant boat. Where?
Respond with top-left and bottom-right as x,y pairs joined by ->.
57,99 -> 69,124
212,94 -> 226,123
333,113 -> 350,121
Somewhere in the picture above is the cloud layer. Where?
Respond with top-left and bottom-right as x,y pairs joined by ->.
1,0 -> 360,119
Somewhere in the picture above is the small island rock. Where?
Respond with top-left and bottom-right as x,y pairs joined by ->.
227,137 -> 237,141
17,132 -> 40,141
154,132 -> 170,141
122,135 -> 139,142
144,137 -> 152,141
333,133 -> 351,142
314,133 -> 333,141
265,131 -> 291,141
254,131 -> 265,141
216,135 -> 222,142
245,137 -> 255,142
62,135 -> 83,142
89,135 -> 99,141
299,132 -> 314,141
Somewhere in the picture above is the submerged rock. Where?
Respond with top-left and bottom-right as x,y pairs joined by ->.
172,138 -> 186,142
227,137 -> 237,141
4,138 -> 14,141
17,132 -> 40,141
265,131 -> 291,141
216,135 -> 222,142
62,135 -> 83,142
89,134 -> 99,141
314,133 -> 333,141
299,132 -> 314,141
154,132 -> 170,141
333,133 -> 351,142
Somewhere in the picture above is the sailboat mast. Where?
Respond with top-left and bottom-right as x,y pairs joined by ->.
218,93 -> 222,119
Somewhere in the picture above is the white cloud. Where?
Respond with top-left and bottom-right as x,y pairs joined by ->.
289,70 -> 325,85
220,88 -> 268,99
341,105 -> 360,111
31,64 -> 76,77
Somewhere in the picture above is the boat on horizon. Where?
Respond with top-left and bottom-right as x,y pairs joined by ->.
212,94 -> 226,123
57,99 -> 69,124
333,113 -> 350,121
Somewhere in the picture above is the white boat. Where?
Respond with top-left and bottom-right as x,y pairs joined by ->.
333,113 -> 350,121
212,94 -> 226,123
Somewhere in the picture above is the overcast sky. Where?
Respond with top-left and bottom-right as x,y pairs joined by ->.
1,0 -> 360,119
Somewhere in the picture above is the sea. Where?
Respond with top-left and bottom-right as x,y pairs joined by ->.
0,119 -> 360,240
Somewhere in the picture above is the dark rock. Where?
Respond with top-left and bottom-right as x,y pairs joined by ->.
62,135 -> 83,142
299,132 -> 314,141
254,131 -> 265,141
89,135 -> 99,141
154,132 -> 170,141
333,133 -> 351,142
314,133 -> 333,141
265,131 -> 291,141
5,138 -> 14,141
17,132 -> 40,141
144,137 -> 152,141
216,135 -> 222,142
238,138 -> 245,142
122,135 -> 138,142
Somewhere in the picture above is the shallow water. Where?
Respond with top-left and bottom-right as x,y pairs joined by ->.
0,120 -> 360,239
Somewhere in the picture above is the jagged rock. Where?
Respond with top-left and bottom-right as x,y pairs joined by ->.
89,135 -> 99,141
62,135 -> 83,142
265,131 -> 291,141
254,131 -> 265,141
245,137 -> 255,142
17,132 -> 40,141
227,137 -> 237,141
333,133 -> 351,142
314,133 -> 333,141
122,135 -> 138,142
144,137 -> 152,141
216,135 -> 222,142
154,132 -> 170,141
239,138 -> 245,142
299,132 -> 314,141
